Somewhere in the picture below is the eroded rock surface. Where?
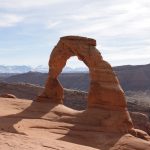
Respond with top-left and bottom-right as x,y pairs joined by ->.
0,98 -> 150,150
130,112 -> 150,135
0,93 -> 16,98
37,36 -> 133,133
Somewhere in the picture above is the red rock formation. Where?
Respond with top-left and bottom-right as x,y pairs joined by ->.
0,93 -> 16,99
37,36 -> 133,133
0,98 -> 149,149
130,112 -> 150,135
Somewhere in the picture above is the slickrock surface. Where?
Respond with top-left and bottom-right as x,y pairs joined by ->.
0,82 -> 150,135
37,36 -> 133,133
0,98 -> 150,150
1,36 -> 149,149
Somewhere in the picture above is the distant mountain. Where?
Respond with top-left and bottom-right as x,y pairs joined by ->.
68,67 -> 88,72
32,65 -> 48,73
0,65 -> 88,73
0,65 -> 48,73
3,72 -> 89,89
113,63 -> 150,91
0,65 -> 32,73
3,72 -> 47,86
1,63 -> 150,91
0,73 -> 17,82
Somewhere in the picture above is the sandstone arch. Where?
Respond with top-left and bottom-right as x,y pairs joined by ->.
37,36 -> 126,110
36,36 -> 134,132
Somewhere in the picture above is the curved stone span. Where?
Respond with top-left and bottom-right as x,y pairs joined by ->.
37,36 -> 126,110
37,36 -> 133,132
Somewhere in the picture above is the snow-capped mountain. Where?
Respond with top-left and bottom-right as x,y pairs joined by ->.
32,65 -> 48,73
0,65 -> 88,73
0,65 -> 32,73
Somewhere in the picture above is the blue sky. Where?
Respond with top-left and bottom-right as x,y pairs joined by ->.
0,0 -> 150,68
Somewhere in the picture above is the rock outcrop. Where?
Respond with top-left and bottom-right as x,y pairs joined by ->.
0,98 -> 150,150
130,112 -> 150,135
0,93 -> 16,99
37,36 -> 133,133
1,82 -> 150,135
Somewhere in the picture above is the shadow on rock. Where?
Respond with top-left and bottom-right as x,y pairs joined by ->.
0,101 -> 57,134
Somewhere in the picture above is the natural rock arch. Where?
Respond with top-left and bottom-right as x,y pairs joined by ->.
37,36 -> 127,109
37,36 -> 133,132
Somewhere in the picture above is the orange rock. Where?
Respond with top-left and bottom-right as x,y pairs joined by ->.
37,36 -> 133,132
0,93 -> 16,99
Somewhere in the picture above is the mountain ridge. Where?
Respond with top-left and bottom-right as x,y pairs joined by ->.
1,63 -> 150,91
1,63 -> 150,73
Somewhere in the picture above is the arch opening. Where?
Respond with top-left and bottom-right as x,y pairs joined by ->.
59,56 -> 90,110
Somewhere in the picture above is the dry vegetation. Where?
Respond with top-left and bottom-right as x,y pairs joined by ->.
126,90 -> 150,106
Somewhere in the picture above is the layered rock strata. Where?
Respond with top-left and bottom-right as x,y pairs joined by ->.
37,36 -> 133,133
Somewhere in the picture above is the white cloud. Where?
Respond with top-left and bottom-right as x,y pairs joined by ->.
47,21 -> 61,29
0,0 -> 150,66
105,53 -> 150,61
102,46 -> 150,66
0,0 -> 69,9
60,0 -> 150,38
0,13 -> 23,27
